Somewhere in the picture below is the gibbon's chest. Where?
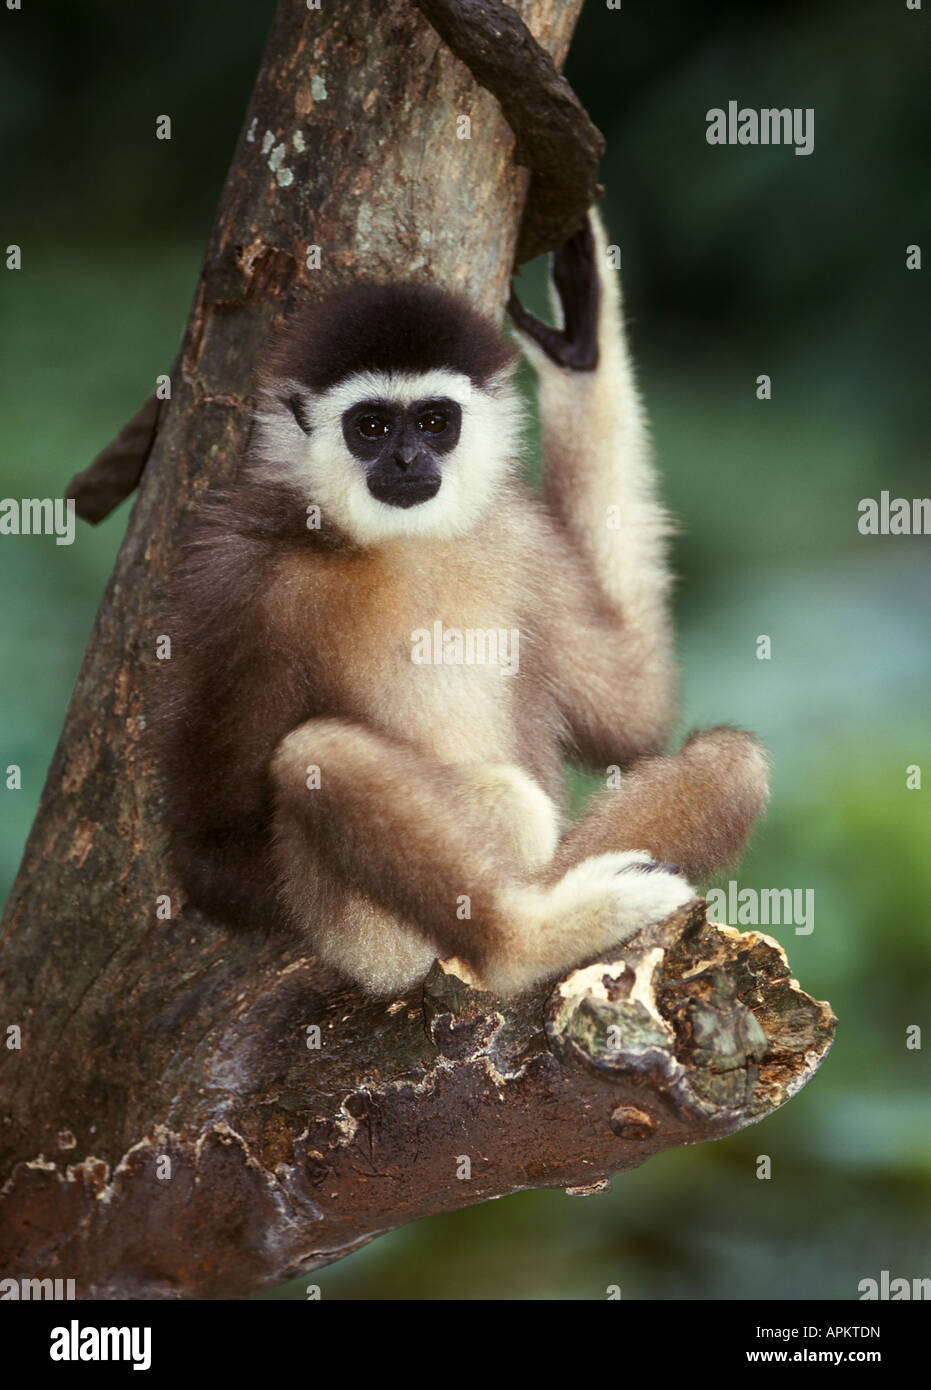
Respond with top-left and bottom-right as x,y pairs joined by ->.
275,544 -> 526,765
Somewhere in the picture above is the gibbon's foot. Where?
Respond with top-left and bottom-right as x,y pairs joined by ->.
485,850 -> 696,995
507,215 -> 600,372
596,848 -> 696,920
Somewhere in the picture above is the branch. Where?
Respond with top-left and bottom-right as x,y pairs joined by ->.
412,0 -> 605,263
0,901 -> 834,1297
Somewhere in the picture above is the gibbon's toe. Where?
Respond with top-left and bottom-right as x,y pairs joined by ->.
608,851 -> 696,926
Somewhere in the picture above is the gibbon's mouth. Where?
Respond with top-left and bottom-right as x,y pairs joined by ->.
367,475 -> 442,509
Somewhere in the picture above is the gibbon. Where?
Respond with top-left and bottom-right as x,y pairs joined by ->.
157,210 -> 769,996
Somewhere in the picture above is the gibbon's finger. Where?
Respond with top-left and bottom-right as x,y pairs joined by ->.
506,288 -> 569,363
507,286 -> 598,372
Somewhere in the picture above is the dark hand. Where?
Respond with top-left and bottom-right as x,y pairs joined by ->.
507,214 -> 600,371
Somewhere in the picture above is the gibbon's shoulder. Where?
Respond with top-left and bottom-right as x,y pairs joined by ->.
184,474 -> 325,550
160,478 -> 325,639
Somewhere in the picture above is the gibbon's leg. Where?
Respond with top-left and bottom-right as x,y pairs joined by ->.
269,718 -> 695,996
509,207 -> 677,757
548,726 -> 771,886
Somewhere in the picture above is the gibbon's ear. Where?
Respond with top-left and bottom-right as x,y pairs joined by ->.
279,390 -> 311,436
251,376 -> 315,472
508,213 -> 600,372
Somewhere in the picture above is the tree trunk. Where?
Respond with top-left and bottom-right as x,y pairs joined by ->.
0,0 -> 834,1299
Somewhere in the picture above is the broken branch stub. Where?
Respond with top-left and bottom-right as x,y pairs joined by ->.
66,392 -> 162,525
546,900 -> 835,1126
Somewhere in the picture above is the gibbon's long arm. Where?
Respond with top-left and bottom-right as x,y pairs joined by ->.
509,213 -> 770,883
509,211 -> 678,766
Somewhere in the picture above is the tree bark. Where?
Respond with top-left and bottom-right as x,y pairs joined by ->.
0,0 -> 834,1299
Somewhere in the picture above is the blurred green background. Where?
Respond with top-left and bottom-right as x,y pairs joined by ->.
1,0 -> 928,1299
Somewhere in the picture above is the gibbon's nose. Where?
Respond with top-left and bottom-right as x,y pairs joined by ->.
393,443 -> 418,472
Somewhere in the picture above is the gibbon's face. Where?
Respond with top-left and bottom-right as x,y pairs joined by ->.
252,284 -> 524,545
256,366 -> 523,544
342,393 -> 461,509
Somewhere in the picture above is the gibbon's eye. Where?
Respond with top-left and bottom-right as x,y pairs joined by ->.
357,415 -> 390,439
418,409 -> 448,435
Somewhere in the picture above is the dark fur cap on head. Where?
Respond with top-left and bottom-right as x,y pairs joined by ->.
268,282 -> 518,393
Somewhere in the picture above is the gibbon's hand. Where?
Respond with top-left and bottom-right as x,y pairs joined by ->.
507,213 -> 600,371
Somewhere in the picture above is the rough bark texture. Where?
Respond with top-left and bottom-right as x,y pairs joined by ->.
0,0 -> 834,1300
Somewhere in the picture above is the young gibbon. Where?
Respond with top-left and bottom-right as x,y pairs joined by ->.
156,210 -> 769,996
